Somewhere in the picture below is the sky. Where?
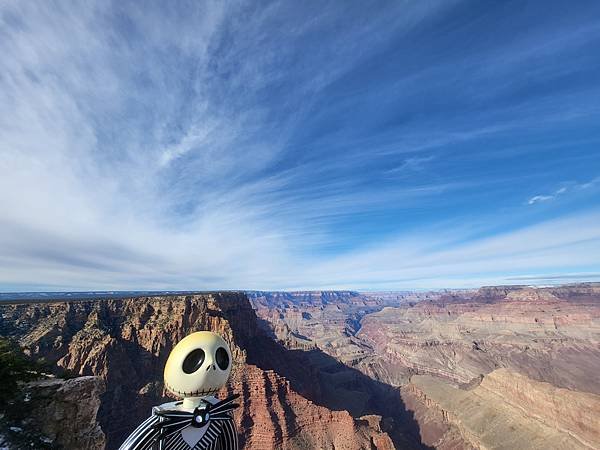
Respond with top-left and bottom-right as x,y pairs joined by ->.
1,0 -> 599,292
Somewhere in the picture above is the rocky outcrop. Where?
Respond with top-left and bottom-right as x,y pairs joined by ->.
25,376 -> 106,450
5,284 -> 597,449
1,293 -> 252,447
231,365 -> 395,449
0,376 -> 105,450
0,293 -> 397,449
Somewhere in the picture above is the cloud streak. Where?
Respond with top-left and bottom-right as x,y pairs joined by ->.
1,1 -> 600,291
528,177 -> 599,204
528,194 -> 556,205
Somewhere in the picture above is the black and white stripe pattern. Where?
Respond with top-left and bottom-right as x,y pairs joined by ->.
119,414 -> 161,450
119,397 -> 239,450
159,418 -> 238,450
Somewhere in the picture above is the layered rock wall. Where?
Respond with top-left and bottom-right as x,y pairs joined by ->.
0,293 -> 395,450
254,284 -> 600,450
479,368 -> 600,448
402,370 -> 598,450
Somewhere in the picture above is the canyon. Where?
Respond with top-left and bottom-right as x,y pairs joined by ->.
249,285 -> 600,449
0,293 -> 400,450
0,284 -> 599,449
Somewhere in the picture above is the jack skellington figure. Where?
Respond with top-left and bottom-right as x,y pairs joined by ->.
120,331 -> 239,450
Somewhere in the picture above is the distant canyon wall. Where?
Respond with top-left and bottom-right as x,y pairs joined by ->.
250,284 -> 600,450
402,368 -> 600,450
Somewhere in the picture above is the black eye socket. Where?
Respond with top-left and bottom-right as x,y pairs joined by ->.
182,348 -> 205,374
215,347 -> 229,370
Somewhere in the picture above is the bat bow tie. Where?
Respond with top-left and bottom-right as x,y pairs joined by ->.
152,394 -> 240,439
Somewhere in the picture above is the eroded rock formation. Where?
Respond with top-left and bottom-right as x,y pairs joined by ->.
27,376 -> 106,449
3,284 -> 598,449
402,369 -> 600,450
0,293 -> 397,449
253,284 -> 600,449
357,285 -> 600,393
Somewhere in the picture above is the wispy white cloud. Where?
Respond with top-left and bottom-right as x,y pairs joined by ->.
385,155 -> 436,175
0,1 -> 447,290
0,1 -> 599,291
528,195 -> 555,204
580,176 -> 600,189
291,210 -> 600,289
527,176 -> 599,205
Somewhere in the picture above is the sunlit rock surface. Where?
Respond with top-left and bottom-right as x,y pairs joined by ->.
252,284 -> 600,449
402,369 -> 600,449
0,293 -> 398,449
2,284 -> 598,449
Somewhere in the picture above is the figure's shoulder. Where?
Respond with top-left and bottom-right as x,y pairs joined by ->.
152,396 -> 220,414
202,395 -> 219,405
152,400 -> 184,413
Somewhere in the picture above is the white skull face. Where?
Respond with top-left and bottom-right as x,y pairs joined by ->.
164,331 -> 232,398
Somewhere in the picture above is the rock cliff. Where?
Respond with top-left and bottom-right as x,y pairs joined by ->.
0,376 -> 105,450
4,284 -> 597,449
0,293 -> 396,449
254,284 -> 600,449
248,290 -> 431,386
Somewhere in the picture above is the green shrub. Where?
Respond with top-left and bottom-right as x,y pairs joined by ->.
0,338 -> 44,409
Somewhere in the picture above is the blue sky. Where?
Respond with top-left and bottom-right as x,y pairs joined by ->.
1,0 -> 599,291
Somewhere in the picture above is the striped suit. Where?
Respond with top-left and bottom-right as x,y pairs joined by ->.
119,396 -> 239,450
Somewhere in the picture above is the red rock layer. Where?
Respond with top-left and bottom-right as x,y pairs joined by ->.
358,285 -> 600,393
0,293 -> 395,450
229,365 -> 394,449
253,284 -> 600,449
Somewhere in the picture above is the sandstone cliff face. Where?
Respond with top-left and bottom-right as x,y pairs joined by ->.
249,291 -> 382,365
232,365 -> 395,450
0,293 -> 395,450
358,286 -> 600,449
4,285 -> 597,449
1,294 -> 251,447
248,290 -> 431,387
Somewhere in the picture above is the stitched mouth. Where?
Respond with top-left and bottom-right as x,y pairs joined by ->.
165,380 -> 219,397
